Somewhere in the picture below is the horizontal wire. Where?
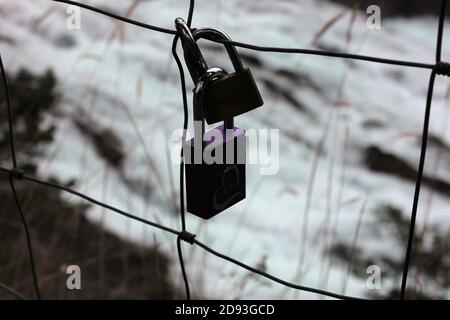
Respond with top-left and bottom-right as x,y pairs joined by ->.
0,167 -> 180,237
194,239 -> 365,300
50,1 -> 434,70
0,283 -> 30,300
209,39 -> 435,70
0,166 -> 360,300
51,0 -> 177,35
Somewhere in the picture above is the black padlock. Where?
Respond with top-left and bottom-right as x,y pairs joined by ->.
175,19 -> 249,219
184,68 -> 246,219
192,28 -> 264,125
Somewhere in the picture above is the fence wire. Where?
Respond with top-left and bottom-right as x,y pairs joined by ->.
0,0 -> 449,301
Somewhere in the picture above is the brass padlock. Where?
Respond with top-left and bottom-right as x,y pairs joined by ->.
192,28 -> 264,124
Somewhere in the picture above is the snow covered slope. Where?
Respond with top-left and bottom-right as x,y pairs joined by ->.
1,0 -> 449,299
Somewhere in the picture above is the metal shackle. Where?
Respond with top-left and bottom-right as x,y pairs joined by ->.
192,67 -> 228,141
175,19 -> 244,130
174,18 -> 209,84
192,28 -> 245,74
192,28 -> 246,130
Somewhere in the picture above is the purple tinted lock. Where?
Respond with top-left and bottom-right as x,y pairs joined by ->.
186,124 -> 245,148
184,124 -> 247,219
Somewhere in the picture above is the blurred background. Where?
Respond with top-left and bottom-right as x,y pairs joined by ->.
0,0 -> 449,300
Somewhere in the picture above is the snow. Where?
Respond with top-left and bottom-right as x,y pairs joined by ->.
1,0 -> 449,299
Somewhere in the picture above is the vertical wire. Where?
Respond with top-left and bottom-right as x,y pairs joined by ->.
0,52 -> 42,300
172,35 -> 192,299
9,176 -> 42,300
177,236 -> 191,299
436,0 -> 447,62
187,0 -> 195,27
172,0 -> 195,299
400,0 -> 447,300
172,35 -> 188,233
172,0 -> 196,297
400,70 -> 437,300
0,53 -> 17,168
177,0 -> 195,234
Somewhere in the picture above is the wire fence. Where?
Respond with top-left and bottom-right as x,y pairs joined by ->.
0,0 -> 449,301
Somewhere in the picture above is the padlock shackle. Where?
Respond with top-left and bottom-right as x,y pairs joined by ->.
193,68 -> 229,141
192,28 -> 245,73
175,21 -> 242,131
175,18 -> 209,84
192,28 -> 242,130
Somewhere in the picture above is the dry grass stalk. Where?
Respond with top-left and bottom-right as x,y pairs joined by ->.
310,9 -> 348,47
33,6 -> 55,29
341,195 -> 368,295
292,110 -> 335,299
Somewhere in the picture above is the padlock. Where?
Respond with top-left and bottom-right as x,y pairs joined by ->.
175,19 -> 251,219
192,28 -> 264,125
183,69 -> 246,219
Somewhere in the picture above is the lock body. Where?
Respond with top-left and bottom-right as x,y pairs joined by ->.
203,68 -> 264,124
184,125 -> 246,219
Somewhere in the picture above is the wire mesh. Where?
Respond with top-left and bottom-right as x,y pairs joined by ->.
0,0 -> 449,301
